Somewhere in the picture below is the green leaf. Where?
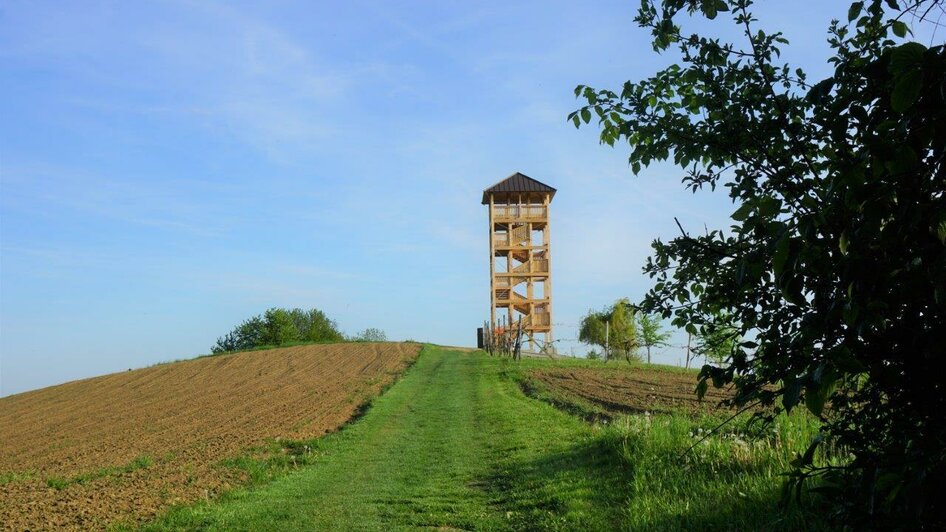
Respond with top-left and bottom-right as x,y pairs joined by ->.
839,231 -> 849,255
710,368 -> 725,388
891,69 -> 923,112
732,203 -> 753,221
889,42 -> 926,75
696,378 -> 708,399
757,196 -> 782,217
783,377 -> 802,413
799,433 -> 823,466
805,369 -> 838,417
780,276 -> 805,306
805,78 -> 834,104
848,2 -> 863,22
772,233 -> 791,277
580,108 -> 592,124
891,20 -> 908,38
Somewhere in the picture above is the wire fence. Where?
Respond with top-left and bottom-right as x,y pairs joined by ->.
501,321 -> 709,369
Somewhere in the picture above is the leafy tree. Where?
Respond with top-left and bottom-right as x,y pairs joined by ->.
262,308 -> 301,346
610,299 -> 640,363
291,308 -> 344,342
571,0 -> 945,525
288,308 -> 311,341
579,299 -> 639,362
579,308 -> 610,359
637,313 -> 671,364
212,315 -> 266,354
212,307 -> 343,353
352,328 -> 387,342
307,309 -> 344,342
694,313 -> 740,365
234,315 -> 265,349
578,310 -> 610,362
211,331 -> 238,354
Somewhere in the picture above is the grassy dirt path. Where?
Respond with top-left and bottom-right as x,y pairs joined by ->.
145,346 -> 630,530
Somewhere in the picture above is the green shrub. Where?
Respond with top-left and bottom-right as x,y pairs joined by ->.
212,307 -> 345,353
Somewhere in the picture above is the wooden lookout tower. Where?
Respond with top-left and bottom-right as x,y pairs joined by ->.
483,172 -> 556,351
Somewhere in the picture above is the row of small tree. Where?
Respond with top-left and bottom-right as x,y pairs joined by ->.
211,307 -> 385,353
579,298 -> 737,366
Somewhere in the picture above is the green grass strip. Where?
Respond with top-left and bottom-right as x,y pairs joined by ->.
142,347 -> 830,531
143,347 -> 627,530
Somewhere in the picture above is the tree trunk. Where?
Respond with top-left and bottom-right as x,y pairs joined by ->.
604,321 -> 610,362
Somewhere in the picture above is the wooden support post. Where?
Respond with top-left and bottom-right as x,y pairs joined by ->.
544,192 -> 553,349
489,195 -> 496,333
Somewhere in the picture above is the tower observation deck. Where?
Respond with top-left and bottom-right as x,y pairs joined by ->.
483,172 -> 556,350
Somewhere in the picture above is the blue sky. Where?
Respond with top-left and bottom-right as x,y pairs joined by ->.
1,0 -> 923,396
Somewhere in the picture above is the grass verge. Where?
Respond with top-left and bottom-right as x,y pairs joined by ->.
510,357 -> 835,530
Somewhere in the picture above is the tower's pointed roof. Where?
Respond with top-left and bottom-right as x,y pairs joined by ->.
481,172 -> 556,204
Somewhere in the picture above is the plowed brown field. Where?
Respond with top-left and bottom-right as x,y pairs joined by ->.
527,365 -> 732,418
0,342 -> 420,531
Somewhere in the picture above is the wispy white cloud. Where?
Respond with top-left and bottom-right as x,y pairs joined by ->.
1,163 -> 235,237
136,1 -> 351,160
2,0 -> 353,162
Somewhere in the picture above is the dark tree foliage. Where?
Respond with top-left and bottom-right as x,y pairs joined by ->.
212,307 -> 344,353
571,0 -> 945,526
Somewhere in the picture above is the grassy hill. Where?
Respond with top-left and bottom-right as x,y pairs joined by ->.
2,345 -> 830,530
142,347 -> 830,531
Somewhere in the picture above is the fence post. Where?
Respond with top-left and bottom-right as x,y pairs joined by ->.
605,320 -> 610,362
514,317 -> 523,361
499,316 -> 505,357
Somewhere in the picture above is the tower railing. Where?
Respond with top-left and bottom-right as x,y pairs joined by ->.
493,205 -> 547,219
492,237 -> 549,250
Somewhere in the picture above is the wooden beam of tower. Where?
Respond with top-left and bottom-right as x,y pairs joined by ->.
544,192 -> 553,347
489,194 -> 496,331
